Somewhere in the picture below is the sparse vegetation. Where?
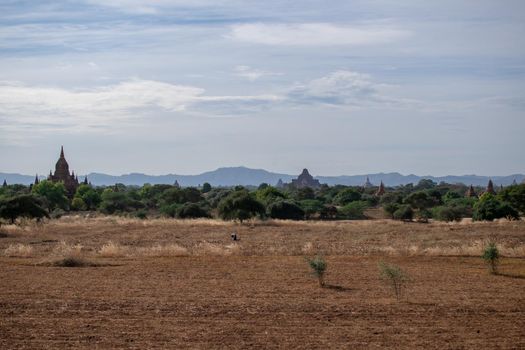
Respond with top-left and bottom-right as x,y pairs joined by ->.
306,255 -> 327,287
482,242 -> 500,274
378,261 -> 409,300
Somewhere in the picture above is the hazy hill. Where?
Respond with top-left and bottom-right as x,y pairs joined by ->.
1,167 -> 523,187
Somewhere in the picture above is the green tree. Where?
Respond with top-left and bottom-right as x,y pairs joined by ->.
299,199 -> 324,219
268,200 -> 305,220
473,194 -> 519,221
31,180 -> 69,211
393,205 -> 413,221
202,182 -> 212,193
218,190 -> 265,223
333,188 -> 361,206
498,184 -> 525,214
176,203 -> 211,219
256,186 -> 286,206
74,184 -> 101,210
99,189 -> 143,214
0,194 -> 49,224
338,201 -> 368,219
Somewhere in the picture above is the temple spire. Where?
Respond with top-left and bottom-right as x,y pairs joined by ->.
83,176 -> 88,185
375,181 -> 385,196
2,179 -> 7,187
60,145 -> 65,158
486,179 -> 496,195
34,174 -> 39,185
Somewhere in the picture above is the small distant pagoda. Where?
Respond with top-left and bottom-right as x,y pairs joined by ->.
174,180 -> 181,188
375,181 -> 385,196
2,179 -> 7,188
485,179 -> 496,195
47,146 -> 81,197
466,185 -> 477,198
363,176 -> 373,189
291,169 -> 321,189
276,179 -> 284,188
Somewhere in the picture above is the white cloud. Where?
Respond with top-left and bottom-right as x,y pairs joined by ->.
286,70 -> 416,108
228,23 -> 410,46
0,79 -> 281,137
234,65 -> 281,81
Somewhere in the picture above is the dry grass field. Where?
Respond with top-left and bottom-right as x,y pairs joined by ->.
1,217 -> 525,349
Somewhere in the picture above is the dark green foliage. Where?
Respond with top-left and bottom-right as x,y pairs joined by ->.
306,255 -> 327,287
218,190 -> 265,222
159,203 -> 180,218
176,203 -> 211,219
299,199 -> 324,219
443,191 -> 462,203
160,187 -> 203,206
414,179 -> 436,190
393,205 -> 413,221
268,200 -> 305,220
432,205 -> 467,222
134,209 -> 148,219
319,205 -> 338,220
404,191 -> 438,210
74,184 -> 102,210
383,203 -> 399,219
333,188 -> 361,206
0,194 -> 49,224
205,188 -> 233,208
498,184 -> 525,214
202,182 -> 212,193
473,194 -> 519,221
99,190 -> 144,214
31,180 -> 69,210
256,186 -> 286,206
482,242 -> 499,274
293,187 -> 315,201
338,201 -> 368,219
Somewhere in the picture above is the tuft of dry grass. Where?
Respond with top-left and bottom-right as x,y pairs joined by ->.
193,242 -> 241,256
98,241 -> 128,257
4,243 -> 33,257
136,244 -> 189,257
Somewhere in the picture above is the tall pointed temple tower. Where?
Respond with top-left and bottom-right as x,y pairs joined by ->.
466,185 -> 477,198
485,179 -> 496,195
47,146 -> 80,197
375,181 -> 385,196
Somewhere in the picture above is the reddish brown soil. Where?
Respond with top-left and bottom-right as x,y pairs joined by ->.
1,218 -> 524,349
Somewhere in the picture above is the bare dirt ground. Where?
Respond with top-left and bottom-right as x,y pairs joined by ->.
1,217 -> 525,349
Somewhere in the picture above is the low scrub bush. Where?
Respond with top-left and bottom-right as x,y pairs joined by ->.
306,255 -> 327,287
4,243 -> 33,257
378,261 -> 409,300
482,242 -> 500,274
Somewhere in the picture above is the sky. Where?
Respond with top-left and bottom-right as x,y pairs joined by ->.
0,0 -> 524,177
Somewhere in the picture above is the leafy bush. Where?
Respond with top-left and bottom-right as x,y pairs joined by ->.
218,190 -> 265,223
378,261 -> 409,300
0,194 -> 49,224
268,200 -> 304,220
473,195 -> 519,221
432,205 -> 469,222
306,255 -> 327,287
338,201 -> 368,220
333,188 -> 361,206
482,242 -> 500,274
159,203 -> 180,218
176,203 -> 210,219
299,199 -> 324,219
392,205 -> 413,221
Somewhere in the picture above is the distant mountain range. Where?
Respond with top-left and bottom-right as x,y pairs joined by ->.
1,167 -> 524,187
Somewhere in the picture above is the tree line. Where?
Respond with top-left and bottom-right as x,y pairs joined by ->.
0,179 -> 523,224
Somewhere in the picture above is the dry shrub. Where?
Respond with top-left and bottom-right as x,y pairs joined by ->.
193,242 -> 240,256
98,241 -> 128,257
4,243 -> 33,257
136,244 -> 189,257
301,242 -> 314,255
52,241 -> 83,258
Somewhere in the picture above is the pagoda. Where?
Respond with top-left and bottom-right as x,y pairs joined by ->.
47,146 -> 80,197
291,169 -> 321,189
485,179 -> 496,195
466,185 -> 477,198
363,176 -> 373,189
375,181 -> 385,196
